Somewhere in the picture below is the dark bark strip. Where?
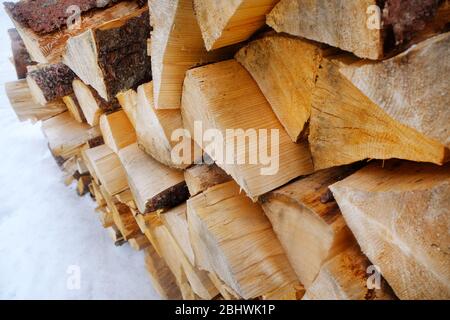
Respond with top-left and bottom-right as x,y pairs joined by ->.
145,182 -> 190,214
8,28 -> 34,79
28,63 -> 76,102
4,0 -> 123,34
95,10 -> 152,101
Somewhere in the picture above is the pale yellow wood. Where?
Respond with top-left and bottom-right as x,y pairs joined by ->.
182,59 -> 314,199
138,213 -> 218,299
116,89 -> 137,128
193,0 -> 279,50
187,180 -> 299,299
309,56 -> 448,170
144,245 -> 183,300
149,0 -> 236,109
72,79 -> 105,126
236,34 -> 332,141
303,244 -> 396,300
340,32 -> 450,149
5,1 -> 140,64
82,144 -> 128,196
63,95 -> 85,123
64,6 -> 149,101
5,80 -> 67,123
42,111 -> 101,160
261,166 -> 358,288
136,82 -> 191,169
330,161 -> 450,300
117,143 -> 187,214
99,110 -> 136,154
184,163 -> 231,197
266,0 -> 383,59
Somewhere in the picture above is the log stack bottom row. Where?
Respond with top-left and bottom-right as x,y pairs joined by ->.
4,0 -> 450,300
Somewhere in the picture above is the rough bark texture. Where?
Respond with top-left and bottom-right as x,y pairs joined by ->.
8,28 -> 34,79
146,182 -> 190,214
382,0 -> 444,46
4,0 -> 122,34
95,10 -> 152,101
28,63 -> 76,102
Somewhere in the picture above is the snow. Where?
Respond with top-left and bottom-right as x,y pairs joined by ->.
0,8 -> 159,299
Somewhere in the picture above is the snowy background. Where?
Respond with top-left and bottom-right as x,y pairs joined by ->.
0,8 -> 159,299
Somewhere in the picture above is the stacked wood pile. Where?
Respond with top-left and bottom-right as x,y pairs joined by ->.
4,0 -> 449,300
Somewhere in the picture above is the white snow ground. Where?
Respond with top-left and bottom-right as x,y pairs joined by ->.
0,8 -> 159,299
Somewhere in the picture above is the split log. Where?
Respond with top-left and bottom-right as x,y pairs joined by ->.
72,79 -> 109,126
81,144 -> 128,195
184,163 -> 231,197
266,0 -> 449,60
76,175 -> 92,196
330,161 -> 450,299
99,110 -> 136,154
159,203 -> 195,265
116,89 -> 137,128
136,213 -> 218,299
181,59 -> 314,199
62,94 -> 85,123
96,205 -> 114,228
5,80 -> 66,123
128,234 -> 150,251
187,180 -> 300,299
148,0 -> 237,109
144,245 -> 183,300
117,143 -> 189,214
193,0 -> 279,50
303,244 -> 396,300
26,63 -> 76,105
100,185 -> 140,240
340,32 -> 450,149
235,33 -> 332,142
8,28 -> 33,79
42,111 -> 101,161
64,7 -> 151,101
4,1 -> 141,63
260,166 -> 359,288
107,225 -> 126,246
309,56 -> 448,170
136,82 -> 193,169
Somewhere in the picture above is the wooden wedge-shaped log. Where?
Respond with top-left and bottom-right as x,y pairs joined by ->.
303,244 -> 396,300
117,143 -> 189,214
266,0 -> 449,60
148,0 -> 237,109
72,79 -> 114,126
63,94 -> 85,123
26,63 -> 76,105
330,161 -> 450,300
82,144 -> 129,196
340,32 -> 450,149
64,7 -> 151,101
182,59 -> 314,199
309,56 -> 448,170
184,163 -> 231,197
5,80 -> 67,123
116,89 -> 137,128
193,0 -> 279,51
100,110 -> 136,154
136,212 -> 218,299
8,28 -> 33,79
136,82 -> 192,169
42,111 -> 101,161
187,180 -> 300,299
260,165 -> 360,287
236,33 -> 332,142
144,245 -> 183,300
4,1 -> 141,64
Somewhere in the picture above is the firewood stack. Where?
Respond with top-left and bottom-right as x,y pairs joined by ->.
4,0 -> 450,300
